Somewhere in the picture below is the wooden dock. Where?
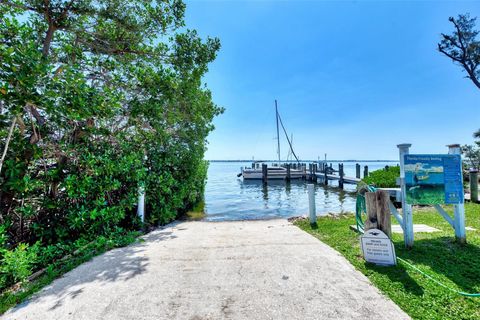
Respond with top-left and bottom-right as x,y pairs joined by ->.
302,162 -> 370,189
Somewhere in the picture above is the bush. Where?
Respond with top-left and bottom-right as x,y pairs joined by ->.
0,0 -> 221,292
0,243 -> 37,288
362,165 -> 400,188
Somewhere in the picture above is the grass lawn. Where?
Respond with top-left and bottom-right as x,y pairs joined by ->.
295,203 -> 480,320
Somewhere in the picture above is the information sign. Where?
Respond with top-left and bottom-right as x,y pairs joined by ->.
404,154 -> 463,205
360,229 -> 396,266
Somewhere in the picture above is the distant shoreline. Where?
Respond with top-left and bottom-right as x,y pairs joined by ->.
208,160 -> 399,163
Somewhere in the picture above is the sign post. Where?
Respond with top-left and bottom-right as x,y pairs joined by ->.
397,143 -> 414,249
448,144 -> 466,244
400,144 -> 466,246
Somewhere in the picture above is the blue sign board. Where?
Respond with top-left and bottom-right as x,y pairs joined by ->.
404,154 -> 463,205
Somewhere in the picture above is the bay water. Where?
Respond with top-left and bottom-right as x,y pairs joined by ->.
204,161 -> 397,221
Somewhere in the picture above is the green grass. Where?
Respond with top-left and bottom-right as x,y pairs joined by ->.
184,200 -> 206,220
0,230 -> 142,314
295,203 -> 480,320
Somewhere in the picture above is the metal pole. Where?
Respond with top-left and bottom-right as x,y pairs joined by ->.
275,100 -> 281,163
308,184 -> 316,225
448,144 -> 466,244
398,143 -> 413,248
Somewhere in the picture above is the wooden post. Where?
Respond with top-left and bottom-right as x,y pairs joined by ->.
364,192 -> 378,231
324,162 -> 328,185
262,163 -> 268,183
252,162 -> 255,169
364,190 -> 391,237
376,190 -> 391,237
308,184 -> 316,225
339,163 -> 344,189
363,165 -> 369,178
313,163 -> 318,182
286,163 -> 291,181
398,143 -> 413,249
137,185 -> 145,223
470,169 -> 478,203
356,163 -> 360,179
448,144 -> 466,244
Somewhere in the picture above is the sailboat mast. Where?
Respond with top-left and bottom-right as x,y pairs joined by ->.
275,100 -> 281,162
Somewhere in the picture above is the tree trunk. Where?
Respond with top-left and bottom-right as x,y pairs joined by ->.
42,24 -> 56,57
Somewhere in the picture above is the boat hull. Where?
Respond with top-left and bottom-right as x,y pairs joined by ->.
242,167 -> 304,180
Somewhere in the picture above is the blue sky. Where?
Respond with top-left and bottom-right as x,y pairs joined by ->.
185,0 -> 480,160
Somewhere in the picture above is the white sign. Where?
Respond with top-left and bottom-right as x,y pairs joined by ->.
360,229 -> 396,266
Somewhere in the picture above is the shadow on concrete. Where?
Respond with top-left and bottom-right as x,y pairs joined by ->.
11,223 -> 180,313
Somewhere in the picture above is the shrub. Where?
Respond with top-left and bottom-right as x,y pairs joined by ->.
0,243 -> 37,288
362,165 -> 400,188
0,0 -> 221,292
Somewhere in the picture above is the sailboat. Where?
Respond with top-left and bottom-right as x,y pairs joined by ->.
239,100 -> 304,180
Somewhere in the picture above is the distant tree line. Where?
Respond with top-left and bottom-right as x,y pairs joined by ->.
0,0 -> 222,290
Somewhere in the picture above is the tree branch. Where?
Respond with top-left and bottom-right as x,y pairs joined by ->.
0,116 -> 17,176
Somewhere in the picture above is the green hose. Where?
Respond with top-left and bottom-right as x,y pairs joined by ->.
396,257 -> 480,297
355,188 -> 480,298
355,185 -> 376,233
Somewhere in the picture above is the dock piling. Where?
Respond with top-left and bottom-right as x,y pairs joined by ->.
363,165 -> 369,178
339,163 -> 344,189
262,164 -> 268,183
356,163 -> 360,179
470,169 -> 478,203
324,163 -> 328,185
286,163 -> 291,181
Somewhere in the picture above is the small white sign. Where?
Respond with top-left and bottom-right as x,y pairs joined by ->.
360,229 -> 396,266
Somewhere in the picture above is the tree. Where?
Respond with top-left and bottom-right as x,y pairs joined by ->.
438,14 -> 480,89
0,0 -> 222,287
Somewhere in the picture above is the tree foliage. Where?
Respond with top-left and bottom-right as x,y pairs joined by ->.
438,14 -> 480,89
0,0 -> 222,290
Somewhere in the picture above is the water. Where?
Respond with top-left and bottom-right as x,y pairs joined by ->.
204,161 -> 398,221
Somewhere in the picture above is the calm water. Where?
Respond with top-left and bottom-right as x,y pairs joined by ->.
204,161 -> 397,221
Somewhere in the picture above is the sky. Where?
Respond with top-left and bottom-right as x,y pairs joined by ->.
184,0 -> 480,161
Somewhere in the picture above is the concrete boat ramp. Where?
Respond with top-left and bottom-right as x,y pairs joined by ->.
2,220 -> 409,320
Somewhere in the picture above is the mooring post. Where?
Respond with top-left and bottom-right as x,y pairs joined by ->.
324,162 -> 328,185
448,144 -> 466,244
356,163 -> 360,179
286,163 -> 291,182
470,169 -> 478,203
262,163 -> 268,183
339,163 -> 344,189
137,184 -> 145,223
308,184 -> 316,225
398,143 -> 413,249
363,165 -> 369,178
313,163 -> 318,182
